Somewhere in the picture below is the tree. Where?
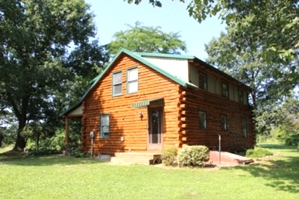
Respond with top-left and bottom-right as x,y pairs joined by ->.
107,21 -> 187,56
0,0 -> 99,150
125,0 -> 299,60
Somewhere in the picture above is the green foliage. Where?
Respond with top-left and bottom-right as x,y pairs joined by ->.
162,147 -> 177,166
71,148 -> 88,158
107,21 -> 187,56
285,134 -> 299,146
1,144 -> 299,198
246,147 -> 273,158
177,145 -> 209,167
126,0 -> 298,64
0,0 -> 108,149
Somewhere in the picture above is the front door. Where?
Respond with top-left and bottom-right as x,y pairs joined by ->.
148,108 -> 163,150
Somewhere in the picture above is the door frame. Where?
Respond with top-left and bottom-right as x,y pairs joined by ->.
147,107 -> 163,150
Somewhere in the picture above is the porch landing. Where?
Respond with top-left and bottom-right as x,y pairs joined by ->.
110,151 -> 163,165
108,151 -> 253,166
209,151 -> 254,166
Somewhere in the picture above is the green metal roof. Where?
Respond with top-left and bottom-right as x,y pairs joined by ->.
61,48 -> 252,116
132,98 -> 164,108
135,52 -> 194,60
61,49 -> 191,116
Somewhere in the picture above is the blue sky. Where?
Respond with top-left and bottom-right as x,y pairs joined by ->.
85,0 -> 226,60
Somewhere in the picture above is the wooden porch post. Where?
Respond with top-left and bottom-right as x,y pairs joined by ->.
64,116 -> 69,148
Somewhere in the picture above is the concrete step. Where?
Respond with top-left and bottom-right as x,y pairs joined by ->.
209,151 -> 253,166
111,152 -> 162,165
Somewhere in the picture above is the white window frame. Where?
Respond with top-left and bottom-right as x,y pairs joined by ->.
127,67 -> 138,94
100,114 -> 110,138
112,71 -> 122,96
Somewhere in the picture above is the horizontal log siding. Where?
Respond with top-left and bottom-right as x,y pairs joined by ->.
81,55 -> 181,155
181,86 -> 255,152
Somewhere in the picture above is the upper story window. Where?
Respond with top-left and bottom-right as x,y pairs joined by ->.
221,114 -> 228,131
222,82 -> 229,98
199,72 -> 207,90
112,71 -> 122,96
199,110 -> 207,129
100,114 -> 110,138
242,117 -> 247,137
127,67 -> 138,94
238,90 -> 244,103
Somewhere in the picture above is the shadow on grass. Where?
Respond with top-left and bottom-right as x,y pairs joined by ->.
227,144 -> 299,194
0,150 -> 106,166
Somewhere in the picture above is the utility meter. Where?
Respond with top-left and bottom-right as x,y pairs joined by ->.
90,131 -> 94,139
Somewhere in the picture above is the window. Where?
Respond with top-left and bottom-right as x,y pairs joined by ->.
222,82 -> 229,98
199,111 -> 207,129
100,114 -> 110,138
199,72 -> 207,90
127,67 -> 138,94
221,115 -> 228,131
112,71 -> 122,96
242,118 -> 247,137
238,90 -> 244,103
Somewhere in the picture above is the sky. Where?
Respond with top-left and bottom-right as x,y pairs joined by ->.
85,0 -> 226,60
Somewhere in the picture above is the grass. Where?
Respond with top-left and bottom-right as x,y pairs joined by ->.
0,144 -> 299,199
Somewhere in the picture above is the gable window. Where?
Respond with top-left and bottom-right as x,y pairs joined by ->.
222,82 -> 229,98
221,114 -> 228,131
238,90 -> 244,103
199,72 -> 207,90
199,111 -> 207,129
100,114 -> 110,138
242,118 -> 247,137
127,67 -> 138,94
112,71 -> 122,96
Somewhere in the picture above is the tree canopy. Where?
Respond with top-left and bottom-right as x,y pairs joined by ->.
125,0 -> 299,60
0,0 -> 107,149
107,21 -> 187,56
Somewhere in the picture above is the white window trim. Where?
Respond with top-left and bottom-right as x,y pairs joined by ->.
100,114 -> 110,138
112,71 -> 122,96
127,67 -> 138,94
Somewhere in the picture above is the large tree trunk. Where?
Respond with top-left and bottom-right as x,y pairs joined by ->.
13,116 -> 27,150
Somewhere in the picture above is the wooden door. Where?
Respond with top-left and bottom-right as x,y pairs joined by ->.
148,108 -> 163,150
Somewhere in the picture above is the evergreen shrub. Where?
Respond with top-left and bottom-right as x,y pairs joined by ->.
162,147 -> 177,166
177,145 -> 209,167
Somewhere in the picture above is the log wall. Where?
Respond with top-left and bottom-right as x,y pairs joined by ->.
81,54 -> 181,155
80,53 -> 255,155
179,82 -> 255,151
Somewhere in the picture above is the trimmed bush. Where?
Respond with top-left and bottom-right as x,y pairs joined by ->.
246,148 -> 273,158
177,145 -> 209,167
285,134 -> 299,146
162,147 -> 177,166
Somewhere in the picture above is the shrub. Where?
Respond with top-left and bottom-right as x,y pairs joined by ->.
71,148 -> 88,158
246,148 -> 273,158
177,145 -> 209,167
285,134 -> 299,146
162,147 -> 177,166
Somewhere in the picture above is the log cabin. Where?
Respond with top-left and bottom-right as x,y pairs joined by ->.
61,48 -> 255,155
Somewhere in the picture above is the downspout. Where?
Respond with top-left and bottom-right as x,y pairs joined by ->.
218,134 -> 221,168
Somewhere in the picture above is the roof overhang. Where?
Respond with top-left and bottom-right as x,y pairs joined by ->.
132,98 -> 164,108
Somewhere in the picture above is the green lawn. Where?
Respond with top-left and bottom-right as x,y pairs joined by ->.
0,144 -> 298,199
